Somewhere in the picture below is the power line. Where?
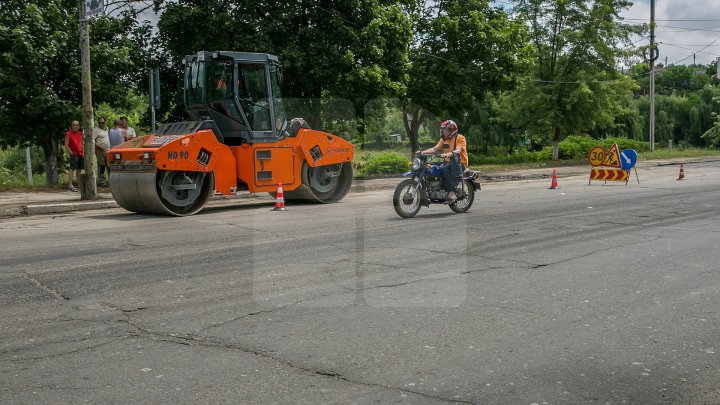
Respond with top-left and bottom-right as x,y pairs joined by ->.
655,24 -> 720,32
662,43 -> 720,48
418,52 -> 644,84
631,35 -> 650,45
661,43 -> 720,58
622,18 -> 720,22
624,21 -> 720,32
315,5 -> 359,28
623,21 -> 720,33
668,34 -> 720,65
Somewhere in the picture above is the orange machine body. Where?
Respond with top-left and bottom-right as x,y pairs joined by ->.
107,51 -> 355,216
108,127 -> 354,195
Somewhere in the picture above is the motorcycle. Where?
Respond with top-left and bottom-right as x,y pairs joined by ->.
393,153 -> 481,218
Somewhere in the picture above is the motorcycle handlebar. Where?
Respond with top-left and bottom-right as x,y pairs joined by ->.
416,152 -> 457,158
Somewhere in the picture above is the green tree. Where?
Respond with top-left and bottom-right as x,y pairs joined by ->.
702,108 -> 720,147
403,0 -> 532,154
0,0 -> 79,184
629,62 -> 650,95
156,0 -> 413,136
632,86 -> 720,148
0,1 -> 152,184
499,0 -> 643,160
655,65 -> 711,96
706,59 -> 719,85
699,90 -> 720,147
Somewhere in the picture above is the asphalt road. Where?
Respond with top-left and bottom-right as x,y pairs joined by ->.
1,162 -> 719,404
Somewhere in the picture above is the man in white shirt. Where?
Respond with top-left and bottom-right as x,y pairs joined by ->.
120,116 -> 137,140
93,116 -> 111,186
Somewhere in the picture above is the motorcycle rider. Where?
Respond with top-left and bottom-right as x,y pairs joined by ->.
419,119 -> 468,203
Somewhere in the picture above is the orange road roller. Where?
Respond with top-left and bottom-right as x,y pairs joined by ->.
108,51 -> 354,216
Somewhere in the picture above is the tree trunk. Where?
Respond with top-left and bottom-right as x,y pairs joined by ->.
551,126 -> 561,160
43,129 -> 60,185
402,106 -> 421,160
356,118 -> 366,150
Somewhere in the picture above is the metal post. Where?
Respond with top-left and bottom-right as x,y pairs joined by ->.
649,68 -> 655,151
149,69 -> 156,133
25,146 -> 33,185
79,0 -> 97,198
149,68 -> 160,133
648,0 -> 656,152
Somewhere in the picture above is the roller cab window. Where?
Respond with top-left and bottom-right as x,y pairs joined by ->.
269,64 -> 287,134
238,63 -> 271,132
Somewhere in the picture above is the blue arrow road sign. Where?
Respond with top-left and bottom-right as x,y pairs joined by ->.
620,149 -> 638,170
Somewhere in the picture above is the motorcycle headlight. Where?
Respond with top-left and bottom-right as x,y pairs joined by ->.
411,158 -> 422,171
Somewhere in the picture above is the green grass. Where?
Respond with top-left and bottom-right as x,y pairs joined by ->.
639,148 -> 720,160
0,147 -> 98,190
0,172 -> 73,191
352,146 -> 720,175
469,159 -> 586,172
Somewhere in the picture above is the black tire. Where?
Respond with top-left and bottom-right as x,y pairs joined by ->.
393,178 -> 422,218
284,161 -> 353,203
156,170 -> 215,216
450,179 -> 475,213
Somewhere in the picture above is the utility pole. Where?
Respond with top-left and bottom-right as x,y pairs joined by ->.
648,0 -> 657,152
79,0 -> 97,199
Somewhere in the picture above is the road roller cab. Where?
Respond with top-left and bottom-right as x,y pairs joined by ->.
108,51 -> 354,216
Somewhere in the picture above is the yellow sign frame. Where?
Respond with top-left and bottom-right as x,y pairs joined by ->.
600,144 -> 621,168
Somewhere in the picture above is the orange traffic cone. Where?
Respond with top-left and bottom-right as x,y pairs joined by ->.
273,183 -> 286,211
548,168 -> 560,189
677,163 -> 686,180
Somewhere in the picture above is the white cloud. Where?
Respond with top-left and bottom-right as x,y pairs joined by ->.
623,0 -> 720,66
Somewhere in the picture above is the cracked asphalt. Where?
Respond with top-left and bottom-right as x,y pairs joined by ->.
1,161 -> 719,404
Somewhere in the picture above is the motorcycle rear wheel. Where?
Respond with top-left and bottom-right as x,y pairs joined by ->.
393,179 -> 421,218
450,179 -> 475,213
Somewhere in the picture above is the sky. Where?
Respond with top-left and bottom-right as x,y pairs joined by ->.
621,0 -> 720,67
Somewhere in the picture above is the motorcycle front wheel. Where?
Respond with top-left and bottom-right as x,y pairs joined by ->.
450,179 -> 475,213
393,178 -> 422,218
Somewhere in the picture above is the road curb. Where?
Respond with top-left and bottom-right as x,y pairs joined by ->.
25,200 -> 120,215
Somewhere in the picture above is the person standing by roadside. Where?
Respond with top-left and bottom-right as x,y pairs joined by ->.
64,120 -> 84,192
108,119 -> 126,148
93,116 -> 110,187
120,116 -> 136,140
